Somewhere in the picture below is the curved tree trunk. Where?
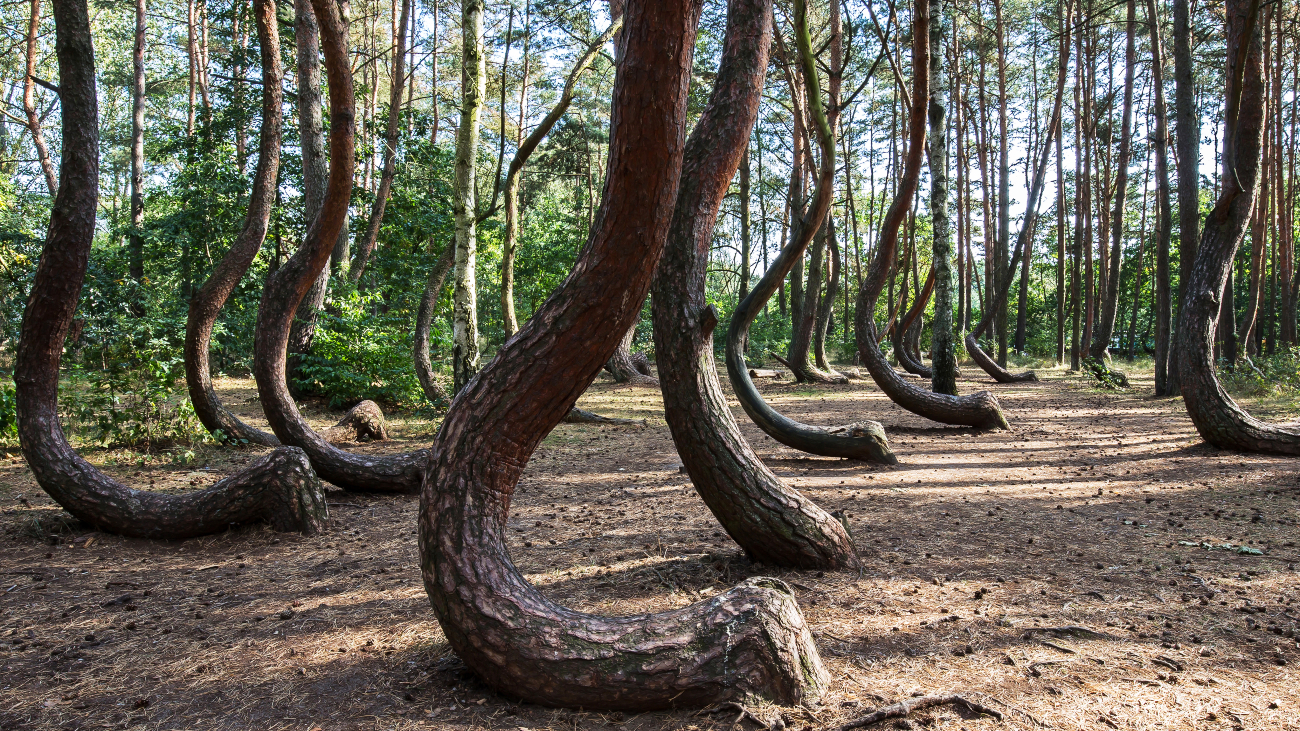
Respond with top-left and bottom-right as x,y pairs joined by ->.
651,0 -> 859,570
419,0 -> 829,709
18,0 -> 327,540
893,266 -> 934,377
605,318 -> 660,387
252,0 -> 426,493
853,0 -> 1008,431
812,213 -> 842,375
501,20 -> 622,338
184,0 -> 285,447
348,0 -> 410,284
723,0 -> 895,461
414,241 -> 455,405
1176,0 -> 1300,454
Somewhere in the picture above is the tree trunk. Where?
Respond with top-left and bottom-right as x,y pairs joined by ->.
739,145 -> 752,301
419,0 -> 830,709
723,0 -> 897,459
1168,0 -> 1197,389
23,0 -> 58,197
852,0 -> 1007,430
184,0 -> 285,447
17,0 -> 327,540
128,0 -> 146,291
451,0 -> 485,393
928,0 -> 956,395
500,21 -> 620,338
993,0 -> 1010,366
894,266 -> 934,377
414,241 -> 455,404
1177,0 -> 1300,453
651,0 -> 860,570
605,318 -> 659,387
253,0 -> 427,493
813,213 -> 840,373
349,0 -> 411,283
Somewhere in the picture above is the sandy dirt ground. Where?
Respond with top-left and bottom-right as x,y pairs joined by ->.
1,363 -> 1297,731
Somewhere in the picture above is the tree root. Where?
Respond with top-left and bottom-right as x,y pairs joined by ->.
562,407 -> 646,426
1083,358 -> 1130,389
838,694 -> 1004,730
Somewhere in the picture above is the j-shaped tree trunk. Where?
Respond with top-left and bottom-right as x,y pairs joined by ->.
812,215 -> 841,374
1177,0 -> 1300,454
893,266 -> 934,378
854,0 -> 1008,431
419,0 -> 829,709
253,0 -> 426,492
348,0 -> 410,283
501,20 -> 621,338
652,0 -> 860,570
963,7 -> 1070,384
17,0 -> 327,540
414,240 -> 455,405
605,317 -> 659,387
723,0 -> 895,460
184,0 -> 283,448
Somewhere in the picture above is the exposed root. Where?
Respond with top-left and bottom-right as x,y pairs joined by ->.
838,694 -> 1005,730
1083,358 -> 1130,389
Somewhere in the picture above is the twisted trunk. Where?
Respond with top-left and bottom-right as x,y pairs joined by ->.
853,0 -> 1008,430
1177,0 -> 1300,454
419,0 -> 829,708
723,0 -> 893,460
17,0 -> 326,540
252,0 -> 427,493
184,0 -> 285,447
652,0 -> 861,570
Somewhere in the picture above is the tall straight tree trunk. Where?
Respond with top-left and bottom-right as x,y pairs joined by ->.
1149,0 -> 1174,394
1071,0 -> 1084,371
24,0 -> 58,197
1126,155 -> 1151,358
1167,0 -> 1197,391
1178,0 -> 1300,453
451,0 -> 485,393
128,0 -> 146,291
929,0 -> 956,395
1089,0 -> 1137,362
993,0 -> 1010,366
1055,31 -> 1066,367
18,0 -> 327,541
739,145 -> 752,301
349,0 -> 411,284
420,0 -> 831,708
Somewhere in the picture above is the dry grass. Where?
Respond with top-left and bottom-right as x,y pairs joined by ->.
1,364 -> 1298,730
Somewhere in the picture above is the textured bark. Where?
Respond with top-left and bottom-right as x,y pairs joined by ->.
321,400 -> 388,443
606,318 -> 660,387
17,0 -> 327,541
349,0 -> 410,283
853,0 -> 1007,431
1089,0 -> 1137,361
501,21 -> 620,338
812,214 -> 842,374
1177,0 -> 1300,454
451,0 -> 485,393
561,408 -> 645,426
993,0 -> 1009,365
928,0 -> 957,396
23,0 -> 58,197
1169,0 -> 1198,390
652,0 -> 860,570
414,241 -> 455,405
184,0 -> 283,448
252,0 -> 426,493
419,0 -> 829,709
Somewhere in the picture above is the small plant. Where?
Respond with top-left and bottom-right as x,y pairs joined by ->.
0,381 -> 17,441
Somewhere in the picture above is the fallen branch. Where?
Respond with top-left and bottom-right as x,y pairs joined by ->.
1020,626 -> 1120,642
838,694 -> 1003,730
561,407 -> 646,426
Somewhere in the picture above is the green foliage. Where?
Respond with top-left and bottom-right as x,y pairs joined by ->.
0,381 -> 17,440
292,286 -> 430,410
1220,347 -> 1300,398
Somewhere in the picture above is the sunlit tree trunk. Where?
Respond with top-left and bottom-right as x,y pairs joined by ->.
23,0 -> 58,197
451,0 -> 485,393
929,0 -> 956,394
128,0 -> 146,292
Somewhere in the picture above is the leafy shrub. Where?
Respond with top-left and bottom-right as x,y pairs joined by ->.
293,287 -> 432,409
0,381 -> 16,441
1221,347 -> 1300,397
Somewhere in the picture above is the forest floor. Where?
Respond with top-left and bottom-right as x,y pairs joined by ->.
1,360 -> 1298,731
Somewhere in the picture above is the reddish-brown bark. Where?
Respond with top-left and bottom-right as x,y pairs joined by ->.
651,0 -> 858,570
1176,0 -> 1300,454
252,0 -> 426,492
16,0 -> 326,540
854,0 -> 1008,430
184,0 -> 284,447
419,0 -> 828,709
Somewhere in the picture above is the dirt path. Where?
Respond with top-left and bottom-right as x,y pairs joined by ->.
1,365 -> 1297,730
